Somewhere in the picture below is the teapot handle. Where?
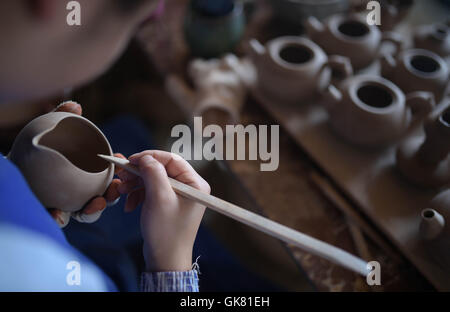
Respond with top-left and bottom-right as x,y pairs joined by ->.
325,55 -> 353,80
304,16 -> 325,37
406,91 -> 435,130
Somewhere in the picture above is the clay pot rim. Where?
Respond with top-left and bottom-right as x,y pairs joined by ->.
269,36 -> 324,71
430,23 -> 449,41
329,14 -> 374,43
402,49 -> 447,79
31,112 -> 114,176
349,76 -> 403,115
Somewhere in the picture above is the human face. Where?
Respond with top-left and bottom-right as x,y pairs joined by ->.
0,0 -> 160,104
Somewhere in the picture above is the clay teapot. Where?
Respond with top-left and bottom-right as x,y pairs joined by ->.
419,190 -> 450,264
305,13 -> 403,70
414,22 -> 450,58
247,36 -> 353,104
381,48 -> 449,103
322,75 -> 435,147
396,103 -> 450,188
8,112 -> 115,212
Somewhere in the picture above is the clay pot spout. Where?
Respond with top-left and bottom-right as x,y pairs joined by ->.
420,208 -> 446,240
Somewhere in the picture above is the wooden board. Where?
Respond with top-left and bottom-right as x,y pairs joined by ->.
251,82 -> 450,290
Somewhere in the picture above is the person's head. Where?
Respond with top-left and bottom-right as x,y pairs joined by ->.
0,0 -> 160,104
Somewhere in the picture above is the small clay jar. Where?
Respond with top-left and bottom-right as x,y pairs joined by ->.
305,13 -> 403,70
380,48 -> 449,103
184,0 -> 245,58
419,190 -> 450,266
396,103 -> 450,188
414,22 -> 450,58
322,75 -> 435,147
8,112 -> 114,212
247,36 -> 353,104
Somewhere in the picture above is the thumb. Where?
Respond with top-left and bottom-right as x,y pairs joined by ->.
133,155 -> 173,201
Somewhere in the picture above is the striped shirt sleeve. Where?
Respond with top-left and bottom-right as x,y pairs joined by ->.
140,270 -> 199,292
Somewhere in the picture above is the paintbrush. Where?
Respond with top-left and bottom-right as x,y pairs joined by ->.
98,154 -> 369,276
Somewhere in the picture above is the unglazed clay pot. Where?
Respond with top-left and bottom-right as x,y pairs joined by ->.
419,190 -> 450,264
414,22 -> 450,58
381,48 -> 449,103
322,75 -> 435,147
396,103 -> 450,188
8,112 -> 114,212
247,36 -> 353,104
305,13 -> 403,70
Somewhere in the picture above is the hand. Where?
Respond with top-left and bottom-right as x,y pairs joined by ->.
48,101 -> 123,228
117,150 -> 210,272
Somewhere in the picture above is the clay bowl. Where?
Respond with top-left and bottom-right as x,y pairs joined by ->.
8,112 -> 114,212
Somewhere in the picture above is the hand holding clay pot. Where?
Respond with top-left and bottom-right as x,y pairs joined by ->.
322,75 -> 435,147
380,48 -> 449,103
8,111 -> 115,220
396,103 -> 450,188
414,22 -> 450,58
247,36 -> 353,104
305,13 -> 403,70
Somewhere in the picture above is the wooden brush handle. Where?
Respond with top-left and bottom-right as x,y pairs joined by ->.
98,154 -> 369,276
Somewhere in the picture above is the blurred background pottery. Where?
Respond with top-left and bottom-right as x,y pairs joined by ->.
8,112 -> 114,212
381,48 -> 449,103
396,103 -> 450,188
413,22 -> 450,57
184,0 -> 246,58
247,36 -> 352,104
269,0 -> 349,26
419,189 -> 450,266
305,14 -> 403,70
322,75 -> 434,147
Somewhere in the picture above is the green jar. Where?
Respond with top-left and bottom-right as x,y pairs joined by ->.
184,1 -> 246,58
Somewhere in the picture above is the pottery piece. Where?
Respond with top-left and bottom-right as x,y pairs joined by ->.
305,13 -> 403,70
269,0 -> 350,26
184,0 -> 245,58
322,75 -> 435,147
419,189 -> 450,265
165,54 -> 256,126
8,112 -> 114,212
396,103 -> 450,188
378,0 -> 414,31
414,22 -> 450,58
381,48 -> 449,103
247,36 -> 353,104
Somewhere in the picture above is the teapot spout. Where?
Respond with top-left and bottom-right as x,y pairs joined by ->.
420,208 -> 445,240
304,16 -> 325,38
246,39 -> 266,63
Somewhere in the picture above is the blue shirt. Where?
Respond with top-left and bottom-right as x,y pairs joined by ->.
0,155 -> 199,292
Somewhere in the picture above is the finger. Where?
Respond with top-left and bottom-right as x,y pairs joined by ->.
48,209 -> 71,228
125,188 -> 145,212
104,179 -> 122,203
54,101 -> 82,115
118,176 -> 144,195
130,154 -> 173,201
130,151 -> 210,193
117,168 -> 139,182
83,197 -> 107,215
113,153 -> 126,174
